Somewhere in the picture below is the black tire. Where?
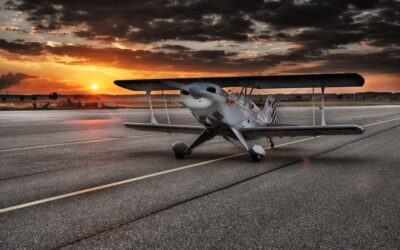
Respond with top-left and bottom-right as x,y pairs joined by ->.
250,153 -> 263,162
172,141 -> 188,159
174,152 -> 185,159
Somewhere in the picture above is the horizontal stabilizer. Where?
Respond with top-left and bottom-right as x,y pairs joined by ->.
240,125 -> 365,138
115,73 -> 364,91
123,122 -> 205,134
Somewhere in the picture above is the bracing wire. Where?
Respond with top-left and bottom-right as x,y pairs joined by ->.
162,90 -> 171,126
255,87 -> 305,126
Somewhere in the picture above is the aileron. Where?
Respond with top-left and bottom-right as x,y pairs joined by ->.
123,122 -> 205,134
241,125 -> 365,138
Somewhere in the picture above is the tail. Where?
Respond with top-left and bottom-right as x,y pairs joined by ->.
263,95 -> 277,125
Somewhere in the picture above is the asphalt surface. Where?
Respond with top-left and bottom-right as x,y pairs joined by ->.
0,106 -> 399,249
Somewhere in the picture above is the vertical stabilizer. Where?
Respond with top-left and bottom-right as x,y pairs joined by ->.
264,95 -> 277,125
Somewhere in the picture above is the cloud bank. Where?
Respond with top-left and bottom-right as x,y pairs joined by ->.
0,72 -> 36,90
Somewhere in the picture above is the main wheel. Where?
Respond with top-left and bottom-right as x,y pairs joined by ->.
174,151 -> 186,159
250,152 -> 263,162
249,144 -> 265,162
172,141 -> 188,160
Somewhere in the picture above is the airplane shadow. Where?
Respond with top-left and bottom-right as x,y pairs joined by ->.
267,148 -> 370,167
126,150 -> 243,161
296,155 -> 371,167
122,147 -> 368,167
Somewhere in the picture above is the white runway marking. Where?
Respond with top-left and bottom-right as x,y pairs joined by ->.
0,133 -> 161,153
2,117 -> 399,153
0,117 -> 399,214
362,117 -> 400,127
0,137 -> 315,214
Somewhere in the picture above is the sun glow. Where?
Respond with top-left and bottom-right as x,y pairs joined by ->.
90,84 -> 99,90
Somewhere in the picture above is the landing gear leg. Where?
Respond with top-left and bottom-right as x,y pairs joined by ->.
231,127 -> 265,162
268,137 -> 275,148
172,129 -> 215,159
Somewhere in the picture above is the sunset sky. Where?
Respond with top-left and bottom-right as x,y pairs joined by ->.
0,0 -> 399,94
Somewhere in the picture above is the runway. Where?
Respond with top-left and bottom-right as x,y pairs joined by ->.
0,106 -> 399,249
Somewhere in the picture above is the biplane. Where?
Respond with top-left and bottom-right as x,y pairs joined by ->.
114,73 -> 365,161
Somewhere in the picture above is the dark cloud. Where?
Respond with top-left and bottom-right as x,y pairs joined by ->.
1,0 -> 399,74
192,50 -> 237,60
3,0 -> 18,10
2,0 -> 398,77
0,39 -> 399,74
5,0 -> 398,46
44,44 -> 248,72
290,48 -> 400,74
0,72 -> 35,90
292,30 -> 365,51
5,0 -> 257,42
0,39 -> 251,72
0,39 -> 45,55
155,44 -> 191,51
253,1 -> 399,49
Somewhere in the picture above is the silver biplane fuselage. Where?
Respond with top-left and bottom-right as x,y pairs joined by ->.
178,82 -> 275,161
180,83 -> 269,130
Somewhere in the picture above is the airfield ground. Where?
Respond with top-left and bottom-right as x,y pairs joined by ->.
0,106 -> 399,249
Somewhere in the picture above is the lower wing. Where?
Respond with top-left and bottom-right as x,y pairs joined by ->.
240,125 -> 365,138
123,122 -> 205,134
123,123 -> 364,137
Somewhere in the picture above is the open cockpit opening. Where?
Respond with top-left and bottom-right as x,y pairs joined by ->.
206,87 -> 216,93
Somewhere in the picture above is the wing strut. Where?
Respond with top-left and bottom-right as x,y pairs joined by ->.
162,90 -> 171,126
321,86 -> 326,126
186,129 -> 215,153
146,90 -> 158,124
312,87 -> 315,126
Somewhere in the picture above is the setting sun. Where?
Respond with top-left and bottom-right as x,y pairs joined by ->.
90,84 -> 99,90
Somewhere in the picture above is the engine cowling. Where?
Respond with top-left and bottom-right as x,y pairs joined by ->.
180,83 -> 222,110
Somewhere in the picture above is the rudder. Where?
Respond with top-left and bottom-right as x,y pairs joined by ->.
264,95 -> 277,125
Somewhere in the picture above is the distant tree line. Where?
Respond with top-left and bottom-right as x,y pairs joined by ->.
48,92 -> 58,100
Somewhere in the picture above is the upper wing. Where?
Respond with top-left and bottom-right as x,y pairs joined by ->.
114,73 -> 364,91
123,122 -> 205,134
240,125 -> 365,138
